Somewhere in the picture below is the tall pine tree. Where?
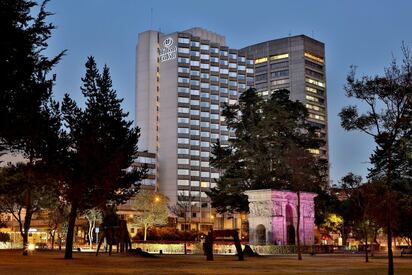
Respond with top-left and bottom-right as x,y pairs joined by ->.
60,57 -> 146,259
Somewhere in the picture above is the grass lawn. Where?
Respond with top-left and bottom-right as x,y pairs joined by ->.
0,250 -> 411,274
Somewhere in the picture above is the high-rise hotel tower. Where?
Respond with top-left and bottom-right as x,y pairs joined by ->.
135,28 -> 254,231
240,35 -> 329,164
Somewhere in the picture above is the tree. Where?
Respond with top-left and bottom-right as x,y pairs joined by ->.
339,46 -> 412,275
46,204 -> 68,250
83,208 -> 102,249
0,0 -> 65,255
207,88 -> 327,260
208,89 -> 326,211
0,163 -> 58,254
60,57 -> 147,259
169,193 -> 192,254
340,173 -> 381,262
281,145 -> 328,260
131,190 -> 169,241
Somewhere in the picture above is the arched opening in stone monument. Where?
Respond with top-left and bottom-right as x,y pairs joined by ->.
256,224 -> 266,245
286,204 -> 296,245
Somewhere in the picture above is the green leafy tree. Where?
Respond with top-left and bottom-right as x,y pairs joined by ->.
0,0 -> 65,256
131,190 -> 169,241
60,57 -> 146,259
339,46 -> 412,274
0,163 -> 59,254
83,208 -> 102,249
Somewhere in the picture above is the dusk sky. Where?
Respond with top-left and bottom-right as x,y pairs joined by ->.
44,0 -> 412,185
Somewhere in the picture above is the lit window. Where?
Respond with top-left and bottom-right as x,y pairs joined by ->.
200,151 -> 209,158
306,77 -> 325,87
201,181 -> 209,188
255,57 -> 268,64
191,100 -> 200,106
200,54 -> 209,60
306,95 -> 319,103
191,170 -> 200,176
191,150 -> 200,156
190,160 -> 200,166
308,113 -> 325,121
304,52 -> 324,64
201,161 -> 209,167
270,53 -> 289,60
211,172 -> 220,178
308,148 -> 320,155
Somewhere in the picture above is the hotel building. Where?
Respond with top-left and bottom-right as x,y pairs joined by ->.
240,35 -> 329,163
135,28 -> 254,231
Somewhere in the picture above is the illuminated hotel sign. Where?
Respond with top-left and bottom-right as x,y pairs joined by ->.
160,37 -> 177,63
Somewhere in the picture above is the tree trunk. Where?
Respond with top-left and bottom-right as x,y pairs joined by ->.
297,191 -> 302,260
64,203 -> 78,259
144,224 -> 148,241
387,218 -> 394,275
22,207 -> 33,256
51,232 -> 55,250
364,225 -> 369,262
184,213 -> 187,255
387,147 -> 394,275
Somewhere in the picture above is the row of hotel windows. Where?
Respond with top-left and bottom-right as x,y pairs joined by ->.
178,169 -> 220,178
255,53 -> 289,65
178,135 -> 229,143
177,123 -> 228,132
178,67 -> 249,78
177,38 -> 253,63
177,48 -> 249,64
177,148 -> 211,156
177,58 -> 253,73
178,124 -> 227,132
178,159 -> 211,166
177,78 -> 246,89
177,179 -> 215,187
178,87 -> 245,96
176,189 -> 210,198
177,131 -> 228,141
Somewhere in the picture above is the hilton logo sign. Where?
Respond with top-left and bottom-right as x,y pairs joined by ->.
159,37 -> 177,63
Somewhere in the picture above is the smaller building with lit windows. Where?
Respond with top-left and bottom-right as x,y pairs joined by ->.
240,35 -> 329,177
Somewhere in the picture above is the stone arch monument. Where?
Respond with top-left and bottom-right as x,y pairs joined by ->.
245,189 -> 316,245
